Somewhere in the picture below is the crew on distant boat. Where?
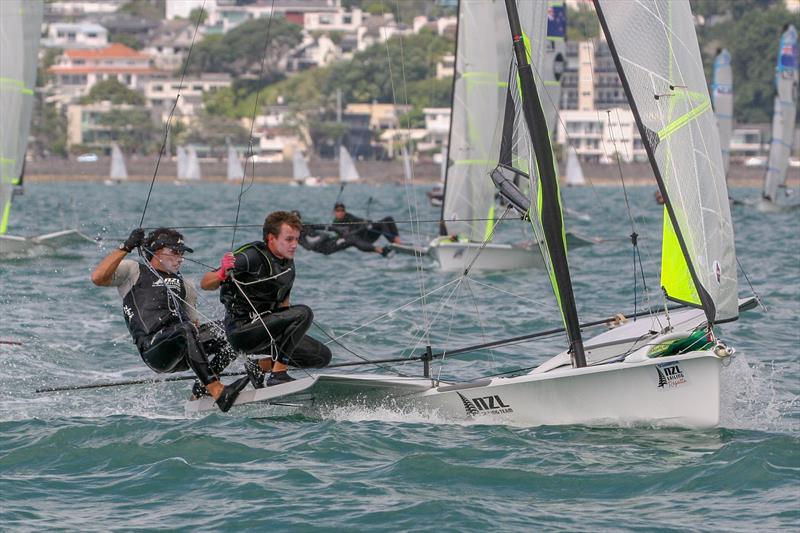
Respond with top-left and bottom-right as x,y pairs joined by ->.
90,228 -> 248,412
329,202 -> 401,256
201,211 -> 331,387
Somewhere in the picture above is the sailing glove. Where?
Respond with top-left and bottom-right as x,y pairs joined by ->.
216,252 -> 235,281
121,228 -> 145,253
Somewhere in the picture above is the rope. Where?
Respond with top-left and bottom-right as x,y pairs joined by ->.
139,0 -> 206,227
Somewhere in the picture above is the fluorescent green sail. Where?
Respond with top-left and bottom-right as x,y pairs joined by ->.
660,209 -> 700,306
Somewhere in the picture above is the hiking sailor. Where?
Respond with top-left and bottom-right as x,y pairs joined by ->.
91,227 -> 249,412
324,202 -> 402,256
201,211 -> 331,387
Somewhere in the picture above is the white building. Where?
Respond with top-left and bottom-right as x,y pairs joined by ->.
143,20 -> 197,71
303,7 -> 364,32
165,0 -> 217,20
43,22 -> 109,49
556,108 -> 646,164
45,1 -> 121,17
142,74 -> 232,121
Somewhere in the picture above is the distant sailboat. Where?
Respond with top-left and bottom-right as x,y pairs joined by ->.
0,0 -> 92,256
564,146 -> 586,186
292,149 -> 323,186
426,148 -> 445,207
759,24 -> 799,211
226,144 -> 243,182
105,142 -> 128,185
184,145 -> 201,181
339,145 -> 360,183
175,146 -> 187,180
711,48 -> 733,179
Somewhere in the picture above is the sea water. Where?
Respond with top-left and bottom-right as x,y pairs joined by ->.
1,182 -> 797,531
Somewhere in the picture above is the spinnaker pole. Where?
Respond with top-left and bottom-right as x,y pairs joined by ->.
503,0 -> 586,367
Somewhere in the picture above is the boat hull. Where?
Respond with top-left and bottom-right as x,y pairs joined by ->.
428,240 -> 542,272
0,229 -> 94,257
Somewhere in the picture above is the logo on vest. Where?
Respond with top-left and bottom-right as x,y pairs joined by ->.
457,392 -> 513,417
123,304 -> 134,320
153,277 -> 182,290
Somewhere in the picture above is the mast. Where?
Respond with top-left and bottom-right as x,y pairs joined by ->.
438,0 -> 460,237
593,0 -> 717,325
504,0 -> 586,367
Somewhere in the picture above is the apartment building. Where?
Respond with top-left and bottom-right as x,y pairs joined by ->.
42,22 -> 108,49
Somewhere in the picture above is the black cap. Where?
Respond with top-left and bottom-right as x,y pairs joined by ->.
334,202 -> 345,209
151,234 -> 193,254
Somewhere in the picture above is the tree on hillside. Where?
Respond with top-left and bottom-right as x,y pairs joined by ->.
185,112 -> 249,151
567,5 -> 599,41
81,78 -> 145,105
98,108 -> 158,154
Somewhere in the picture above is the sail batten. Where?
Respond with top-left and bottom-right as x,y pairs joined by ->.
594,0 -> 738,324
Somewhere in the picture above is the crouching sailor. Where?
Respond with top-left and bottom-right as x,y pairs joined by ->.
91,227 -> 249,412
201,211 -> 331,387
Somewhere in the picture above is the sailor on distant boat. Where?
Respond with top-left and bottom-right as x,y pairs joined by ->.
201,211 -> 331,387
90,228 -> 248,412
329,202 -> 401,256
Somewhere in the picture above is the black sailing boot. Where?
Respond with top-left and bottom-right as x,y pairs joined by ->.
266,371 -> 295,387
244,358 -> 266,389
189,380 -> 210,400
215,377 -> 250,412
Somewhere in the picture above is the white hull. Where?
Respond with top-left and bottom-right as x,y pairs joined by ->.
0,229 -> 94,257
755,196 -> 800,213
428,240 -> 542,272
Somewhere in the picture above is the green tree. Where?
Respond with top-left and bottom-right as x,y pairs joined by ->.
567,5 -> 599,41
186,112 -> 249,149
98,108 -> 158,154
109,32 -> 142,50
188,7 -> 208,26
118,0 -> 164,21
81,78 -> 145,105
31,98 -> 68,157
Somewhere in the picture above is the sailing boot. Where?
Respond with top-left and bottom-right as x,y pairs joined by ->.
189,380 -> 210,400
266,371 -> 295,387
214,377 -> 250,412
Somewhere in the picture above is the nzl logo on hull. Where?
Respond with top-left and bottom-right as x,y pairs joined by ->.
457,392 -> 513,417
656,362 -> 687,389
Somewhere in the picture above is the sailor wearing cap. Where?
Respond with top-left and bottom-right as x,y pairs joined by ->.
90,227 -> 249,412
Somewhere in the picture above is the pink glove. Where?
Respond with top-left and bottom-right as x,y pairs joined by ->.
216,252 -> 235,281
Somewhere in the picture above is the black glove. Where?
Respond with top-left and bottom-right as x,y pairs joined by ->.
120,228 -> 145,252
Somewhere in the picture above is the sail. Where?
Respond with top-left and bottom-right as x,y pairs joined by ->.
565,147 -> 586,186
0,0 -> 43,234
339,145 -> 360,183
110,143 -> 128,181
185,145 -> 201,181
595,0 -> 738,323
711,48 -> 733,178
763,25 -> 798,202
443,0 -> 508,241
293,150 -> 311,182
226,145 -> 243,181
543,0 -> 567,132
176,146 -> 187,179
401,143 -> 412,182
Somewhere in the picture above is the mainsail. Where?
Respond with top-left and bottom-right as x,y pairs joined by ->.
110,143 -> 128,181
763,24 -> 798,203
226,145 -> 243,181
339,145 -> 360,183
441,0 -> 508,242
176,146 -> 187,179
185,145 -> 201,181
565,146 -> 586,186
595,0 -> 738,323
711,48 -> 733,178
293,149 -> 311,183
0,0 -> 43,234
543,0 -> 567,132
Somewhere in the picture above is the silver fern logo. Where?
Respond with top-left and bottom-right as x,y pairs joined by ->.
656,362 -> 687,389
457,392 -> 513,417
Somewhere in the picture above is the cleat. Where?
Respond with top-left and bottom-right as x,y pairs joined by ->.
215,377 -> 250,412
266,371 -> 295,387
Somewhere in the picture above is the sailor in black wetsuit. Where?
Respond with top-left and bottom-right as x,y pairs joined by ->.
201,211 -> 331,386
330,202 -> 401,255
91,227 -> 249,412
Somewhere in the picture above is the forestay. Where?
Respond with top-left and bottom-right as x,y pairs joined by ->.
595,0 -> 738,324
443,0 -> 508,242
0,0 -> 43,234
763,24 -> 798,202
711,48 -> 733,178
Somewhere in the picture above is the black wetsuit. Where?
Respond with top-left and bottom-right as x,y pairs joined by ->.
328,212 -> 400,253
299,226 -> 350,255
220,241 -> 331,368
122,264 -> 234,385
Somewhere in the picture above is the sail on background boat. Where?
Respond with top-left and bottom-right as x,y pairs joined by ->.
762,24 -> 798,204
595,0 -> 738,324
226,144 -> 243,181
109,143 -> 128,181
185,145 -> 201,181
711,48 -> 733,178
339,145 -> 360,183
564,146 -> 586,186
0,0 -> 43,235
176,146 -> 187,179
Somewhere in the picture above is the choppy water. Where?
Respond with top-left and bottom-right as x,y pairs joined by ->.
1,182 -> 798,531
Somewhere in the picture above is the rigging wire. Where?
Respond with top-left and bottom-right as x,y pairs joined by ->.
139,0 -> 206,227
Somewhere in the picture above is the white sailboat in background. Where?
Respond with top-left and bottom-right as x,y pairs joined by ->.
226,144 -> 243,182
292,149 -> 323,186
564,146 -> 586,186
426,148 -> 446,207
188,0 -> 754,429
184,145 -> 202,181
428,0 -> 542,272
104,142 -> 128,185
338,145 -> 360,184
0,0 -> 92,256
759,24 -> 799,212
175,145 -> 187,180
712,48 -> 734,180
